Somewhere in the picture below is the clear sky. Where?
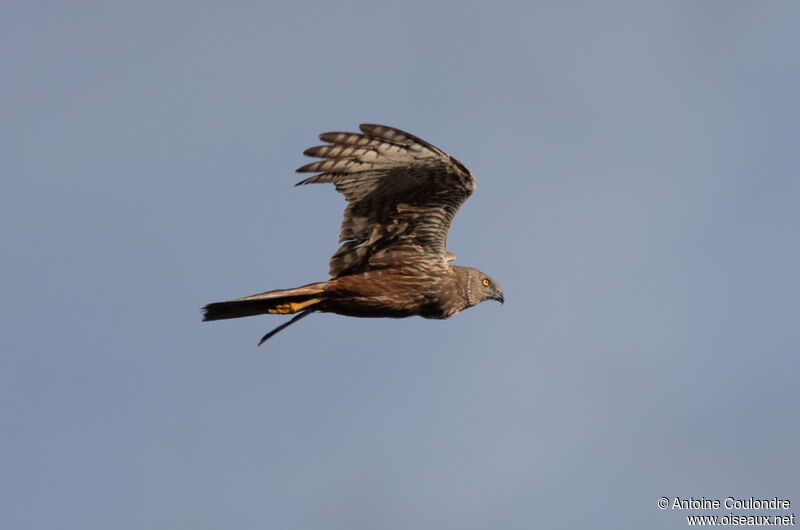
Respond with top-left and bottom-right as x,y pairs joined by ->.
2,1 -> 799,529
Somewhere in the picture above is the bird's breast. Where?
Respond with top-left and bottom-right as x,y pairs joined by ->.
320,268 -> 461,319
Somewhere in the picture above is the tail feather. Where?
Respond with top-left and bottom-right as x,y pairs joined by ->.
202,282 -> 326,321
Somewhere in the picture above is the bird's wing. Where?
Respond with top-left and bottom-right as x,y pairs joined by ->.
296,124 -> 476,278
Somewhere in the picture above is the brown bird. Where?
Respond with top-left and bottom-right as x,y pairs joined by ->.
203,124 -> 503,345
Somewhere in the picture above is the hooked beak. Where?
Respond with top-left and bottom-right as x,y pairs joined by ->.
495,291 -> 504,304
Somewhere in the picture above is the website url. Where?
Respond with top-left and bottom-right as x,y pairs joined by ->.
688,513 -> 796,526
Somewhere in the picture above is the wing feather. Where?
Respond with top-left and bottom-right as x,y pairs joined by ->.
296,124 -> 476,277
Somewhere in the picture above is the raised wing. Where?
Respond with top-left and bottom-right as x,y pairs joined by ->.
296,124 -> 476,278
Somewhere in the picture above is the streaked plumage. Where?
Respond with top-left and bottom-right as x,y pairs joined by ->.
203,124 -> 503,345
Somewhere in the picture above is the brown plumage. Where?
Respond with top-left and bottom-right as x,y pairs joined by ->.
203,124 -> 503,345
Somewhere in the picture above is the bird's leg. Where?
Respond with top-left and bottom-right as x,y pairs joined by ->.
257,310 -> 313,346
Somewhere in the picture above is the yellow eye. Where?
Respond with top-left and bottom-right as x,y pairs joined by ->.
482,278 -> 490,287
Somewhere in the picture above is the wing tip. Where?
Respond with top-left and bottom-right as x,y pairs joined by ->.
359,123 -> 400,141
294,174 -> 313,186
358,123 -> 380,133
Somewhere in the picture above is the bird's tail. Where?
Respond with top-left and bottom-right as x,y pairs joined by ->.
202,282 -> 326,321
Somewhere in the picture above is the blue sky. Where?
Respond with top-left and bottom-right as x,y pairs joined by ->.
2,2 -> 799,529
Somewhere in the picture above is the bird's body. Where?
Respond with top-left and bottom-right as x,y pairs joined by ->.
203,124 -> 503,344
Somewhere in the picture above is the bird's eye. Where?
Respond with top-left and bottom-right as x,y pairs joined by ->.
482,278 -> 490,287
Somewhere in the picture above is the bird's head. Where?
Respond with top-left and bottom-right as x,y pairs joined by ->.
463,267 -> 504,307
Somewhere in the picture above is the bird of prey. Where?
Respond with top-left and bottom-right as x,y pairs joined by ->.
203,124 -> 503,345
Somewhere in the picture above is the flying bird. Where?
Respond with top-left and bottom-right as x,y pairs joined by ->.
203,124 -> 503,345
